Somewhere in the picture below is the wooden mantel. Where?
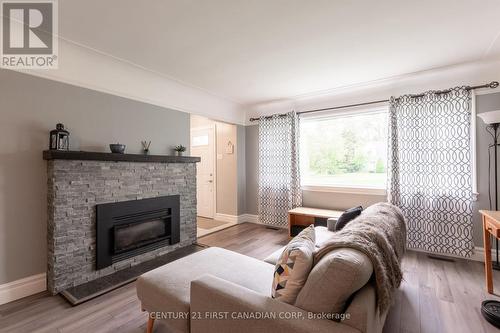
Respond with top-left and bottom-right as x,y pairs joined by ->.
43,150 -> 201,163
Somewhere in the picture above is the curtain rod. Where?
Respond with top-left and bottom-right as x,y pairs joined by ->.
249,81 -> 499,122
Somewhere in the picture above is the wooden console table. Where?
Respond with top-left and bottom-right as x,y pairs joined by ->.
480,210 -> 500,293
288,207 -> 343,237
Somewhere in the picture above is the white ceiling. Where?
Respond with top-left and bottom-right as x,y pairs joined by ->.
59,0 -> 500,107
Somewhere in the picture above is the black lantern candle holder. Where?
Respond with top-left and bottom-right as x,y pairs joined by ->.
49,123 -> 70,150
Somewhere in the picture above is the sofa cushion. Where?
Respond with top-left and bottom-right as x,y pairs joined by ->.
294,248 -> 373,314
136,247 -> 274,332
271,226 -> 315,304
264,226 -> 335,265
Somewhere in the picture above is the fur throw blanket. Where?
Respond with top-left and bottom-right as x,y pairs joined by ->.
314,203 -> 406,314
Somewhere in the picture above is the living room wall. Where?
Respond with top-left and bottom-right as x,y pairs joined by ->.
0,69 -> 190,285
245,92 -> 500,249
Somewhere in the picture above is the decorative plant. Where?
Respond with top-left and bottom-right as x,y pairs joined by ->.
174,145 -> 187,156
174,145 -> 186,152
141,140 -> 151,154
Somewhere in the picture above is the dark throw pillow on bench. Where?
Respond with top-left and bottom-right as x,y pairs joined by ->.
335,206 -> 363,231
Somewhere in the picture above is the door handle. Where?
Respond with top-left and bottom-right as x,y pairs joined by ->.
208,180 -> 213,183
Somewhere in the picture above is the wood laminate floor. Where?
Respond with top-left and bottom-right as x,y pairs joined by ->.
196,216 -> 234,237
197,217 -> 229,230
0,222 -> 499,333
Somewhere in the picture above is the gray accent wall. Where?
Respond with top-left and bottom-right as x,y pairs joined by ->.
0,69 -> 190,285
245,93 -> 500,248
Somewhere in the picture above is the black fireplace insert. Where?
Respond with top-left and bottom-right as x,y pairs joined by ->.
96,196 -> 180,269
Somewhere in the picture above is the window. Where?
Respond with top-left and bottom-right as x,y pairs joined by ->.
300,107 -> 388,192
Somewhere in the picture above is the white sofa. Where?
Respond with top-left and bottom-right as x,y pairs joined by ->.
136,227 -> 389,333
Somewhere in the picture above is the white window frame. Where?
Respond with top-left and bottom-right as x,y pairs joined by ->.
301,184 -> 387,195
299,104 -> 389,196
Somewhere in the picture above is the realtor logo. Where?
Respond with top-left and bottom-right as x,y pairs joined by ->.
1,0 -> 58,68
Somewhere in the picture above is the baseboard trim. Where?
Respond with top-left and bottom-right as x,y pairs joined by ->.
238,214 -> 288,229
214,213 -> 239,224
472,247 -> 485,262
238,214 -> 259,224
471,247 -> 500,262
0,273 -> 46,305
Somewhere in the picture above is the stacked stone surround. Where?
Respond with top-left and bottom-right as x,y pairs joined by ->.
46,159 -> 197,294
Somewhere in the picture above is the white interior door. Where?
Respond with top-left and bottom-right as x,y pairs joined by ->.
191,127 -> 215,218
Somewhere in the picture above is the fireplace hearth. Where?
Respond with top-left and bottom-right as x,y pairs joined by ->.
96,196 -> 180,269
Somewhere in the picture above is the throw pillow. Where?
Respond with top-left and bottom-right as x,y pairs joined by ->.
294,248 -> 373,314
271,225 -> 316,304
335,206 -> 363,231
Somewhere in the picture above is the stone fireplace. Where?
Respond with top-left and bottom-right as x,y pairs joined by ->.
44,150 -> 200,294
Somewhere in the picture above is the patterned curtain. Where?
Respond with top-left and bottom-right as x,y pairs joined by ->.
388,87 -> 474,257
258,111 -> 302,227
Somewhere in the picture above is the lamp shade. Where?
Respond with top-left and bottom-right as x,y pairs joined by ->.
478,110 -> 500,124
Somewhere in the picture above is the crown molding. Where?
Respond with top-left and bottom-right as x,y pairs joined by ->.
12,37 -> 247,125
246,58 -> 500,122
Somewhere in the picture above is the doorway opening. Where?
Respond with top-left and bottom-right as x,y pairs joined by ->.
190,115 -> 238,237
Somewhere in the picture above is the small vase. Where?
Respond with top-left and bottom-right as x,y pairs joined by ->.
143,149 -> 149,155
176,151 -> 183,156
